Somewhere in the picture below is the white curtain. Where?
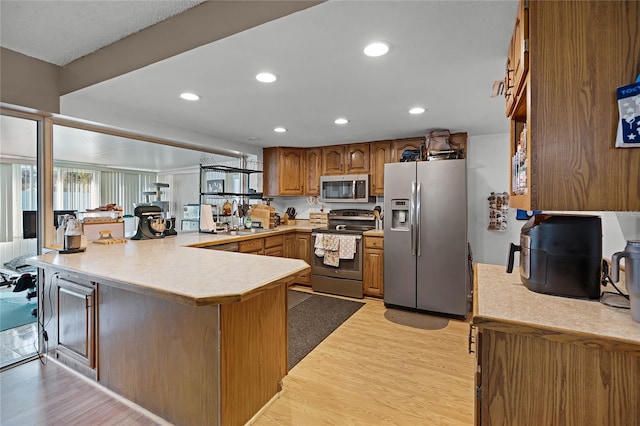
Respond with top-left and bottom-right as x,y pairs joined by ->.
53,166 -> 100,211
101,171 -> 156,216
0,163 -> 14,242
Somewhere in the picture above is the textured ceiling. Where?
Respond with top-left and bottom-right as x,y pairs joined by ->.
0,0 -> 204,66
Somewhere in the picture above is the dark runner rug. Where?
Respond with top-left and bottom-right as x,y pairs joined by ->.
288,290 -> 364,370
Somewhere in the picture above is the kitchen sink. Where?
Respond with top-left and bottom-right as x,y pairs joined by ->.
220,228 -> 271,236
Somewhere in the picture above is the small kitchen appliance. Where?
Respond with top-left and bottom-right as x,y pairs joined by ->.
507,214 -> 602,299
131,205 -> 168,240
611,240 -> 640,322
63,218 -> 83,251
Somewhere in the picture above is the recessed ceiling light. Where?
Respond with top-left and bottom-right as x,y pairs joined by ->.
180,92 -> 200,101
256,72 -> 277,83
274,127 -> 287,133
364,42 -> 390,57
334,118 -> 349,125
409,107 -> 426,115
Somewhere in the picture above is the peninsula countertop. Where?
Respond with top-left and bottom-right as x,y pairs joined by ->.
28,225 -> 313,306
473,263 -> 640,352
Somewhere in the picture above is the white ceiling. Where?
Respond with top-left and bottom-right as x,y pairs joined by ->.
0,0 -> 204,66
1,0 -> 518,167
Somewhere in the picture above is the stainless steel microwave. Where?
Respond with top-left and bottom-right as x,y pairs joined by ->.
320,174 -> 372,203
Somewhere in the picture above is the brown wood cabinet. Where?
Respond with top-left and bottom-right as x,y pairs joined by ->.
346,143 -> 370,174
294,232 -> 312,285
239,238 -> 264,255
474,327 -> 640,425
505,0 -> 528,117
363,235 -> 384,297
369,141 -> 391,196
507,0 -> 640,211
284,232 -> 296,258
282,231 -> 312,286
264,235 -> 284,257
263,147 -> 305,196
321,145 -> 345,175
305,147 -> 322,196
321,143 -> 371,176
391,137 -> 424,163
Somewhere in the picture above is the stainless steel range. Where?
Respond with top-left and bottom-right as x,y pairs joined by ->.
311,209 -> 376,298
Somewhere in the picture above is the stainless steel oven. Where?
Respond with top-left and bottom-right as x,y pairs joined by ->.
311,209 -> 375,298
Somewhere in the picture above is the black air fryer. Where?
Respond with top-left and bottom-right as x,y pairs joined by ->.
507,214 -> 602,299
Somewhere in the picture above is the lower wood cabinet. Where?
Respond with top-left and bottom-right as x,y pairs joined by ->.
239,238 -> 264,255
264,235 -> 284,257
54,275 -> 97,377
473,326 -> 640,425
363,235 -> 384,297
294,232 -> 312,286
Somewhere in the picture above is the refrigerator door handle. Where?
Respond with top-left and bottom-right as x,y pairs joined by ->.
410,181 -> 416,256
416,181 -> 421,257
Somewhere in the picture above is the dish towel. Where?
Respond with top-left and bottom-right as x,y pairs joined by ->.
338,235 -> 357,259
323,234 -> 340,267
314,234 -> 325,257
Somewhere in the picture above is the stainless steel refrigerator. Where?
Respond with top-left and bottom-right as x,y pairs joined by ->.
383,159 -> 470,317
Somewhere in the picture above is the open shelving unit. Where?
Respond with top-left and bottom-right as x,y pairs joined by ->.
199,163 -> 263,233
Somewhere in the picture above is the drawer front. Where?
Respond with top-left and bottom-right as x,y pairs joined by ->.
239,238 -> 264,253
365,236 -> 383,249
264,235 -> 284,249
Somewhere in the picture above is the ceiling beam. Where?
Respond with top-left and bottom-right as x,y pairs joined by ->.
59,0 -> 324,95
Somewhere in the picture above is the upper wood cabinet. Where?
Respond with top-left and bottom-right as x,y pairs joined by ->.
263,147 -> 305,196
508,0 -> 640,211
346,143 -> 370,174
305,148 -> 322,196
322,144 -> 371,175
505,0 -> 529,117
370,141 -> 391,196
391,137 -> 424,163
322,145 -> 345,175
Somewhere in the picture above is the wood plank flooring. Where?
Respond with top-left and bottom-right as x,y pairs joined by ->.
0,289 -> 475,426
253,290 -> 475,425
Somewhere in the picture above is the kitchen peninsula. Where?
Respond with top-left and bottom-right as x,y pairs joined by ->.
473,264 -> 640,425
28,229 -> 311,426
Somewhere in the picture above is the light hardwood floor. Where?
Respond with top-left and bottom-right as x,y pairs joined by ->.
0,290 -> 475,425
254,290 -> 475,425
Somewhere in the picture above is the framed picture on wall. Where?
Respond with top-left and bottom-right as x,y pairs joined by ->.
207,179 -> 225,193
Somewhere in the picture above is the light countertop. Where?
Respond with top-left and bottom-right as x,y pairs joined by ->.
28,225 -> 314,306
473,263 -> 640,349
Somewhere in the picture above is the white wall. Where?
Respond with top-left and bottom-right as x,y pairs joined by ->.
466,133 -> 638,265
466,133 -> 521,265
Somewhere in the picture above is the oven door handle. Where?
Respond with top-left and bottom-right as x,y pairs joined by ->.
311,233 -> 362,240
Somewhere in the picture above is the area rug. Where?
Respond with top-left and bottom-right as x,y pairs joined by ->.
0,290 -> 37,332
288,290 -> 364,370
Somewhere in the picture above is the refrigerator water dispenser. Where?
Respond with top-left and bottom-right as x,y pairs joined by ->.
391,199 -> 410,231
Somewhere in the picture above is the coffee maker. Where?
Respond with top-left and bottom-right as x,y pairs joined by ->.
132,206 -> 171,240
